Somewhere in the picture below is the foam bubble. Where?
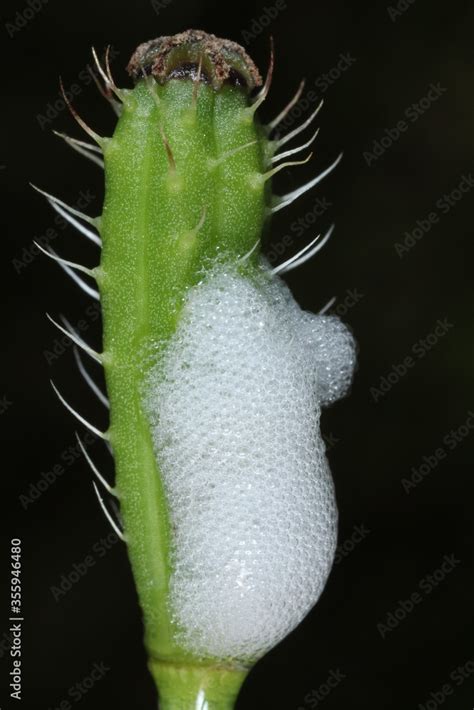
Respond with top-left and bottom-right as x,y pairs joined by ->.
144,263 -> 356,660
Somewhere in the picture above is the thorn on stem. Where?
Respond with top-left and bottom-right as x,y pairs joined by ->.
268,78 -> 306,132
87,64 -> 121,117
59,77 -> 105,147
276,99 -> 324,149
249,36 -> 275,114
192,54 -> 204,109
159,127 -> 176,173
263,152 -> 313,182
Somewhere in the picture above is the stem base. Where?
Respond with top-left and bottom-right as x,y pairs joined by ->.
150,659 -> 248,710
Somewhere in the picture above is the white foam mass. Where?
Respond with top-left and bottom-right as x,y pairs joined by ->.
144,263 -> 356,661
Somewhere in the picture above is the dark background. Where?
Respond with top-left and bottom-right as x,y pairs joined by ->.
1,0 -> 473,708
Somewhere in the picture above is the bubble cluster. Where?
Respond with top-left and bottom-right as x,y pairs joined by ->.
144,264 -> 356,661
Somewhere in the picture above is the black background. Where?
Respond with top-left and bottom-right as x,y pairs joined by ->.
1,0 -> 473,708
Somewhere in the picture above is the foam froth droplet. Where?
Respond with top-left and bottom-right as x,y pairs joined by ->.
144,264 -> 356,660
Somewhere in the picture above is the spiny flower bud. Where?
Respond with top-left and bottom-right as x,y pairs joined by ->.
40,30 -> 353,710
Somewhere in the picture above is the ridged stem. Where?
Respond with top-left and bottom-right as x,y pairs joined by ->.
149,660 -> 248,710
99,77 -> 270,664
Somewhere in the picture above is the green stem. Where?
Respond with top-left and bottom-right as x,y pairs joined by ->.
149,660 -> 248,710
98,32 -> 271,702
99,77 -> 269,663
